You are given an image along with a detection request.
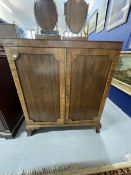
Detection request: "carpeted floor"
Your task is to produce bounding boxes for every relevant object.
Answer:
[0,99,131,174]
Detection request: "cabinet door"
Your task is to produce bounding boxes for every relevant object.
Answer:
[7,48,65,124]
[66,48,115,123]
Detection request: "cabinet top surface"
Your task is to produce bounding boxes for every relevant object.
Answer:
[3,39,123,50]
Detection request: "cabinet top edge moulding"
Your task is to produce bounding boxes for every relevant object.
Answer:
[3,39,122,50]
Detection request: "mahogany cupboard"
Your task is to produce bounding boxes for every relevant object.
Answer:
[0,24,24,138]
[3,39,122,135]
[0,45,23,138]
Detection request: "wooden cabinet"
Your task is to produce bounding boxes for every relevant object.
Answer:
[3,39,122,135]
[0,47,23,138]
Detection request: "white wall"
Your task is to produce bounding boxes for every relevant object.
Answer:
[0,0,23,28]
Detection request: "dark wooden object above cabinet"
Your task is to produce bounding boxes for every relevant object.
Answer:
[3,39,122,135]
[34,0,58,31]
[64,0,88,33]
[0,45,23,138]
[0,24,24,43]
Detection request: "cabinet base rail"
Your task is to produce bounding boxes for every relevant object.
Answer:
[26,122,102,136]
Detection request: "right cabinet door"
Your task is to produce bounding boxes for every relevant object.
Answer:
[65,48,113,122]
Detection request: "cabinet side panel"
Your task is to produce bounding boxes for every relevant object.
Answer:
[0,58,22,131]
[69,55,111,120]
[16,54,60,122]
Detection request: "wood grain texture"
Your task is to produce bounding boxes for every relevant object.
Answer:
[97,54,120,122]
[3,39,123,50]
[35,35,61,40]
[64,0,88,33]
[34,0,57,31]
[16,54,60,122]
[3,40,122,134]
[112,78,131,96]
[5,50,30,125]
[70,55,110,120]
[66,49,111,121]
[62,37,87,41]
[5,47,65,124]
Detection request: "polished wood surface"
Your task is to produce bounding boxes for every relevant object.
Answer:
[4,40,122,135]
[64,0,88,33]
[62,37,87,41]
[66,49,111,121]
[34,0,57,31]
[3,39,122,50]
[16,54,59,122]
[5,47,65,125]
[35,35,61,40]
[15,49,65,122]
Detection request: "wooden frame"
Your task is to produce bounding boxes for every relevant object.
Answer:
[112,78,131,95]
[96,0,108,33]
[3,39,122,134]
[88,10,98,35]
[3,39,122,50]
[66,49,119,122]
[112,51,131,95]
[106,0,131,31]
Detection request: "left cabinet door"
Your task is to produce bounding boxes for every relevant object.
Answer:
[6,48,65,124]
